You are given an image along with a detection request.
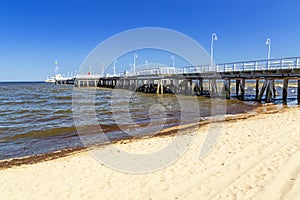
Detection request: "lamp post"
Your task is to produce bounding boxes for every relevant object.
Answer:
[210,33,218,68]
[145,60,149,70]
[101,62,105,76]
[265,38,271,69]
[171,55,175,68]
[145,60,150,84]
[133,54,138,72]
[54,61,59,75]
[129,63,133,73]
[113,59,118,75]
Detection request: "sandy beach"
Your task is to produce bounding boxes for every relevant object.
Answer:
[0,106,300,200]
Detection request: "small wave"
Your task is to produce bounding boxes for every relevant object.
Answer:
[1,126,78,141]
[54,109,72,114]
[16,109,48,115]
[55,96,72,100]
[2,100,46,106]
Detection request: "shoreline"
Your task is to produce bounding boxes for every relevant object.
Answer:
[0,105,299,199]
[0,103,295,170]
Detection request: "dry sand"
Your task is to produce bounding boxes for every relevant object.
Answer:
[0,107,300,200]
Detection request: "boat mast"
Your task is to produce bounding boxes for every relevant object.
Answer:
[54,61,59,76]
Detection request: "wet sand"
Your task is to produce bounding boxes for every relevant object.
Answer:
[0,106,299,199]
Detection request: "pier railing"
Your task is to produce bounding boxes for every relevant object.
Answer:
[75,56,300,79]
[177,56,300,74]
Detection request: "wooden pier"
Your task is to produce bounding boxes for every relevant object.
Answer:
[74,56,300,104]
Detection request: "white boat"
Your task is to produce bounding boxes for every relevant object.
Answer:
[45,77,54,83]
[45,74,64,83]
[45,61,63,83]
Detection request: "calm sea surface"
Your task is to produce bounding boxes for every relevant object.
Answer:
[0,82,297,160]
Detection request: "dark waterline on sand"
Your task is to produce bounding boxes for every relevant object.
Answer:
[0,82,298,160]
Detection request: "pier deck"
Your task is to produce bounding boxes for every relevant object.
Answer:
[73,56,300,103]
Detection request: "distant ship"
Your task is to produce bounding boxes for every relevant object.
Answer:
[45,61,75,85]
[45,74,64,83]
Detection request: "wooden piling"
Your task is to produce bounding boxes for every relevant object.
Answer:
[257,79,268,102]
[173,79,178,94]
[210,79,217,97]
[283,79,289,104]
[157,80,163,94]
[189,80,193,95]
[223,79,231,99]
[193,83,200,96]
[236,79,240,97]
[266,80,273,103]
[255,79,259,100]
[272,80,277,99]
[199,79,203,94]
[298,79,300,104]
[240,79,245,100]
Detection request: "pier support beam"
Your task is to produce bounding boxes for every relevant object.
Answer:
[172,79,178,94]
[255,79,259,100]
[199,79,203,94]
[266,79,273,103]
[185,80,189,94]
[298,80,300,104]
[157,80,163,94]
[189,80,193,95]
[283,79,289,104]
[210,79,218,97]
[240,79,245,100]
[193,82,200,96]
[223,79,231,99]
[271,80,277,99]
[236,79,240,97]
[257,79,268,102]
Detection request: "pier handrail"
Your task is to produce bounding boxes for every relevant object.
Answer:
[175,56,300,74]
[74,56,300,79]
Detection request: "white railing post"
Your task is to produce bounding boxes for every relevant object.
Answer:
[296,58,299,69]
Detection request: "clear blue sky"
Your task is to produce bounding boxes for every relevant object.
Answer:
[0,0,300,81]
